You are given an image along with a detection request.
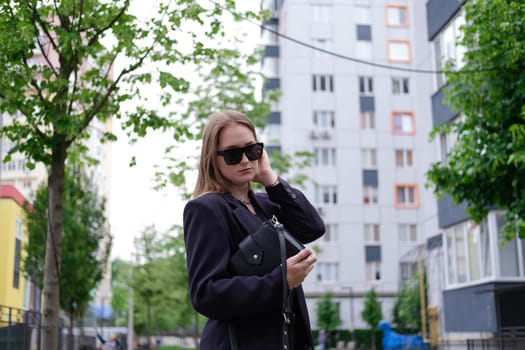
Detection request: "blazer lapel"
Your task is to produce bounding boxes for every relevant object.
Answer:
[221,193,261,242]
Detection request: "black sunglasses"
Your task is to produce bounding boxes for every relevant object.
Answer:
[217,142,264,165]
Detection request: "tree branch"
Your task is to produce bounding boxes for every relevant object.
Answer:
[77,0,84,32]
[53,0,63,22]
[27,3,60,77]
[87,2,130,48]
[67,46,154,147]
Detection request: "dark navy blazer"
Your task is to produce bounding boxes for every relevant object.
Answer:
[183,178,325,350]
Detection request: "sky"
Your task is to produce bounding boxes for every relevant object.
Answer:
[109,1,260,260]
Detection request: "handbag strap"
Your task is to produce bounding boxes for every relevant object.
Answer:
[277,225,293,349]
[228,322,239,350]
[277,222,298,350]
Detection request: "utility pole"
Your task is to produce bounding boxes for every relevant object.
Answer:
[343,285,356,345]
[127,288,134,350]
[0,113,3,197]
[418,247,428,341]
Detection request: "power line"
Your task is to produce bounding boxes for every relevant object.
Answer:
[260,23,443,74]
[208,0,500,75]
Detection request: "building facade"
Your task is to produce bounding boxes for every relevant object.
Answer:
[260,0,438,331]
[426,0,525,337]
[0,185,39,311]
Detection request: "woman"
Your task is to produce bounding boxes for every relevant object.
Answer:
[94,327,120,350]
[183,110,325,349]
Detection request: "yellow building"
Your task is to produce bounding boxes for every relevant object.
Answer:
[0,184,29,310]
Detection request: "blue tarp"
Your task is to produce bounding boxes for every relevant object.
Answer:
[379,321,428,350]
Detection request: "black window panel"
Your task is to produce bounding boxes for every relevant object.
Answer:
[360,96,375,112]
[357,24,372,41]
[13,238,21,289]
[365,245,381,262]
[363,169,378,186]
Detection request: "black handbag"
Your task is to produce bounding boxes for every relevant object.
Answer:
[228,215,304,350]
[229,215,305,276]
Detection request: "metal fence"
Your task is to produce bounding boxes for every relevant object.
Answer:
[465,328,525,350]
[0,305,41,350]
[0,305,97,350]
[436,328,525,350]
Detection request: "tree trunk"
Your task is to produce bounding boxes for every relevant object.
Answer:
[147,303,151,349]
[68,310,74,350]
[41,142,67,350]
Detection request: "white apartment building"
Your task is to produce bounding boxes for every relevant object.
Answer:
[260,0,438,331]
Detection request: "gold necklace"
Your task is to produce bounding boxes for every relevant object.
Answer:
[232,194,251,205]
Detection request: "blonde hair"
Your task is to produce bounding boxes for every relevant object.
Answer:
[193,110,257,198]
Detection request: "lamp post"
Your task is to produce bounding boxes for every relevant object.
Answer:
[127,288,134,350]
[349,286,356,345]
[343,286,356,345]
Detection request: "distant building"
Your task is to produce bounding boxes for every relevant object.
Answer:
[259,0,437,330]
[0,185,40,311]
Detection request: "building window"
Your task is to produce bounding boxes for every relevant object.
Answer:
[386,5,409,27]
[395,184,419,208]
[313,74,334,92]
[313,110,336,129]
[316,262,340,283]
[363,185,378,205]
[443,213,524,287]
[433,11,466,87]
[395,149,413,167]
[313,38,331,58]
[387,40,411,63]
[495,213,521,278]
[364,224,380,243]
[355,5,371,24]
[13,216,23,289]
[392,77,409,95]
[361,112,375,130]
[392,111,415,134]
[359,76,373,95]
[356,41,373,60]
[314,148,337,166]
[399,224,418,242]
[312,5,331,23]
[361,148,377,169]
[2,158,30,173]
[400,262,417,283]
[439,131,458,164]
[366,262,382,281]
[323,224,339,242]
[438,115,462,163]
[317,185,338,205]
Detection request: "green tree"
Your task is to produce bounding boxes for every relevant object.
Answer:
[426,0,525,241]
[315,293,342,347]
[110,259,133,327]
[0,2,270,348]
[23,167,109,350]
[392,275,422,332]
[361,289,383,350]
[132,225,161,350]
[130,225,193,347]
